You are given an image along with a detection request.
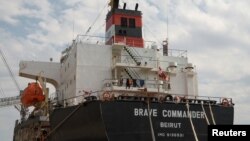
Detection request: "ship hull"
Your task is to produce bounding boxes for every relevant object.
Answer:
[48,100,234,141]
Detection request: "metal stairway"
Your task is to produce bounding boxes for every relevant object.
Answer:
[124,68,140,79]
[124,68,142,87]
[123,56,141,80]
[123,46,141,66]
[122,46,142,87]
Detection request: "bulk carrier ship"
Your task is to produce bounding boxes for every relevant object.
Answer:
[1,0,234,141]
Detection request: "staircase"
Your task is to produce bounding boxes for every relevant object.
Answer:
[124,68,140,79]
[124,68,141,87]
[124,68,133,79]
[123,46,141,66]
[123,56,141,80]
[122,46,142,86]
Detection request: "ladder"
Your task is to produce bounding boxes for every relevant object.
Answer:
[123,46,142,65]
[123,57,141,80]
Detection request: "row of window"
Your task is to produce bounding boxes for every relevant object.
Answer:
[121,17,136,28]
[61,75,76,96]
[62,52,77,72]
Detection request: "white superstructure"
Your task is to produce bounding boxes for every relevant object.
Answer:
[19,39,198,106]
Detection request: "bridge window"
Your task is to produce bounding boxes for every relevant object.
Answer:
[121,17,128,27]
[129,18,135,28]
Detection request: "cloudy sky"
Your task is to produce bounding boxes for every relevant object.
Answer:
[0,0,250,140]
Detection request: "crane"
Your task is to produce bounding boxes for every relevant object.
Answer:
[0,48,22,111]
[0,83,21,107]
[0,48,49,121]
[0,96,21,108]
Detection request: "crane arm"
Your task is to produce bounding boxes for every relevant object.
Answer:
[0,96,21,108]
[0,48,22,112]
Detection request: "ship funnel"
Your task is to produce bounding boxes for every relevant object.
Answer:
[135,3,139,11]
[123,3,126,9]
[106,0,144,48]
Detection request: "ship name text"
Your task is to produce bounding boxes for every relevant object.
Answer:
[134,108,205,119]
[160,122,181,128]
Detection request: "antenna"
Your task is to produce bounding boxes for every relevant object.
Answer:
[73,20,75,40]
[72,4,76,40]
[166,0,169,47]
[73,21,75,40]
[82,1,109,41]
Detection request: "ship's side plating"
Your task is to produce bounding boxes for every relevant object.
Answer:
[48,99,233,141]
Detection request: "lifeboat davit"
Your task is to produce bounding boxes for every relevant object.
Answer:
[21,82,45,107]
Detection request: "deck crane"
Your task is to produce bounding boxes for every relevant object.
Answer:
[0,49,22,112]
[0,48,49,120]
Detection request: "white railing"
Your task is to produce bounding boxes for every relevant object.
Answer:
[75,35,107,45]
[103,79,170,93]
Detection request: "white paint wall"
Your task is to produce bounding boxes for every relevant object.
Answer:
[76,43,112,97]
[58,45,77,104]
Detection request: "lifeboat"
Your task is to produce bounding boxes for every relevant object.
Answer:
[21,82,45,107]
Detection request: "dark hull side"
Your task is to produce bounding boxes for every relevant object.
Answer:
[48,100,234,141]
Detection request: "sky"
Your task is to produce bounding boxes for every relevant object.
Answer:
[0,0,250,140]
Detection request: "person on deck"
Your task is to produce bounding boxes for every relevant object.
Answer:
[119,75,123,86]
[126,78,131,89]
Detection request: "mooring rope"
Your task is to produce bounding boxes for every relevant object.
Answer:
[201,103,210,125]
[186,103,199,141]
[209,102,216,125]
[147,99,156,141]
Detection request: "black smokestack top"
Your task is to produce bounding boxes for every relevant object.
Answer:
[123,3,126,9]
[135,3,139,11]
